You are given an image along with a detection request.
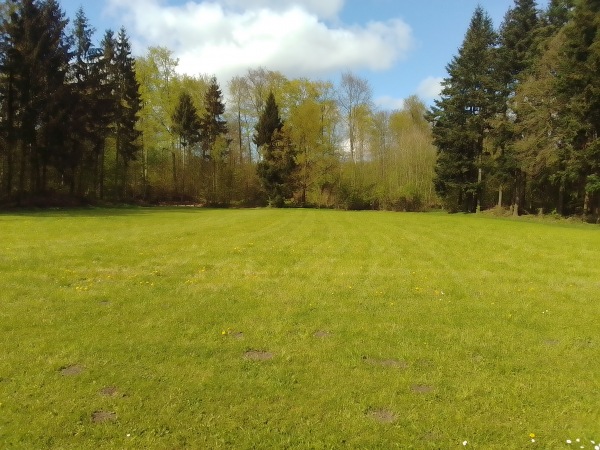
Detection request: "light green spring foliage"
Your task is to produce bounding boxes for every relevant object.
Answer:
[1,209,599,448]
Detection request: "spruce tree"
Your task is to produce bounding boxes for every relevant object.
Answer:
[200,76,229,202]
[254,91,296,206]
[171,90,201,199]
[555,0,600,216]
[491,0,541,214]
[0,2,19,197]
[172,91,201,150]
[94,29,118,199]
[511,1,574,215]
[1,0,71,199]
[113,27,141,198]
[200,76,228,160]
[427,7,498,212]
[50,6,95,193]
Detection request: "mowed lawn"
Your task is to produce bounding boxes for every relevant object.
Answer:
[1,208,599,449]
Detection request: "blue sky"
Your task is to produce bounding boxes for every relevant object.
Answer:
[59,0,549,109]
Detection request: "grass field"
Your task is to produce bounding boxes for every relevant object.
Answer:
[1,208,599,449]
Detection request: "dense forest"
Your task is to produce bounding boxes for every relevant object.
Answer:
[0,0,598,218]
[430,0,600,219]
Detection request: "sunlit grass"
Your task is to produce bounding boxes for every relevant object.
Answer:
[1,208,599,448]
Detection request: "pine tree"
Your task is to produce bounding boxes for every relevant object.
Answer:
[200,76,229,202]
[171,90,201,199]
[254,91,283,149]
[0,2,19,197]
[113,27,141,199]
[511,1,574,215]
[93,29,118,199]
[200,77,228,159]
[0,0,71,200]
[491,0,541,214]
[254,91,296,206]
[555,0,600,216]
[172,91,201,149]
[427,7,498,212]
[49,6,95,193]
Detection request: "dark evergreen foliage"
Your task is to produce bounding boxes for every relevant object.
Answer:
[491,0,541,214]
[200,76,228,160]
[172,91,201,150]
[555,0,600,216]
[0,2,141,204]
[254,92,296,206]
[427,7,498,212]
[113,27,141,198]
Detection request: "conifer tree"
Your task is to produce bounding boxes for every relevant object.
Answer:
[172,91,201,150]
[1,0,71,199]
[200,77,228,159]
[172,90,201,198]
[555,0,600,216]
[113,27,141,198]
[92,29,118,198]
[510,0,573,215]
[427,7,498,212]
[254,91,296,206]
[0,1,19,197]
[491,0,541,214]
[200,76,228,202]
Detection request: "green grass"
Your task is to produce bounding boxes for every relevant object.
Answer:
[1,208,599,449]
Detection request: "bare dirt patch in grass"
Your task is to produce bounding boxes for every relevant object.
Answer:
[543,339,560,347]
[363,357,408,369]
[411,384,434,394]
[244,350,274,361]
[367,408,397,424]
[92,411,117,424]
[231,331,245,339]
[313,330,330,338]
[60,365,83,376]
[99,386,119,397]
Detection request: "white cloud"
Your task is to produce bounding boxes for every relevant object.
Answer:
[221,0,344,19]
[416,76,443,100]
[106,0,414,82]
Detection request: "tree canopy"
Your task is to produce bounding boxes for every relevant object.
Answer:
[1,0,598,220]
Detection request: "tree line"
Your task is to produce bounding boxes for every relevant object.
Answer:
[0,0,436,209]
[5,0,596,217]
[429,0,600,219]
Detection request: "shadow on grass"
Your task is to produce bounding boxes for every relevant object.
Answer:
[0,205,215,218]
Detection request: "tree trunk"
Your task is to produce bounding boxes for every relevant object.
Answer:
[18,140,27,205]
[171,151,177,197]
[497,185,503,208]
[5,73,15,197]
[99,142,105,200]
[142,135,148,200]
[5,142,14,197]
[237,109,243,164]
[557,179,565,216]
[512,170,521,216]
[122,161,128,200]
[583,190,590,216]
[115,127,120,199]
[476,165,482,213]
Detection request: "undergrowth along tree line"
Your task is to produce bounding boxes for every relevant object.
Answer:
[1,0,598,218]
